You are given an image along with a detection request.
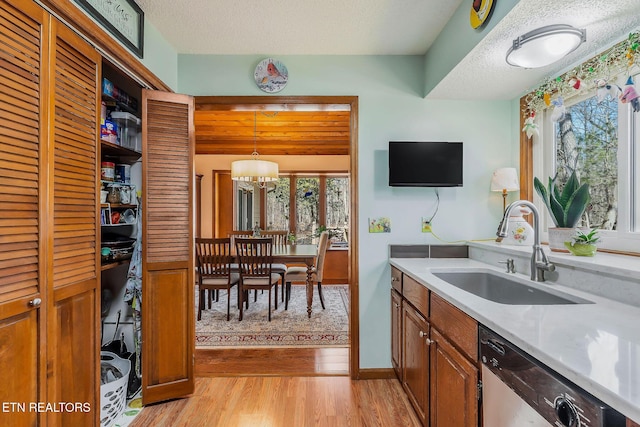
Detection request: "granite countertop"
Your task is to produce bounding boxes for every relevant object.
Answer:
[389,257,640,423]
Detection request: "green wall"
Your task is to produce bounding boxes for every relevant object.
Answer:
[141,21,178,91]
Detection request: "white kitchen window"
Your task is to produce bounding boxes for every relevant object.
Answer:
[537,73,640,253]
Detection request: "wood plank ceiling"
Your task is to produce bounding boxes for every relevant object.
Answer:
[194,103,350,156]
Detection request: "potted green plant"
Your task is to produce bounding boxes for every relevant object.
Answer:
[564,228,599,256]
[534,170,590,252]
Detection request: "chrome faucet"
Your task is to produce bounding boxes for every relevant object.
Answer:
[496,200,555,282]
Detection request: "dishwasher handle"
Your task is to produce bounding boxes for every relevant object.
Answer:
[485,338,506,356]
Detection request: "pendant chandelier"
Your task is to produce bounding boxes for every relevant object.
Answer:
[231,111,279,188]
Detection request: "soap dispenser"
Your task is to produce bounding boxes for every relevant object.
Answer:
[501,206,534,245]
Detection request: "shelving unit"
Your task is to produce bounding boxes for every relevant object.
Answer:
[100,203,138,226]
[100,60,144,425]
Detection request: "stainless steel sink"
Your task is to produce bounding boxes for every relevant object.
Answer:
[432,271,593,305]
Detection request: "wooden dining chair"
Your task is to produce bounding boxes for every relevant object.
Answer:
[195,238,240,321]
[262,230,288,246]
[229,230,287,301]
[228,230,253,246]
[261,230,289,300]
[235,237,281,321]
[284,231,329,310]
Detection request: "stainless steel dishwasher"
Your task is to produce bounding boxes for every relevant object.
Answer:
[479,325,625,427]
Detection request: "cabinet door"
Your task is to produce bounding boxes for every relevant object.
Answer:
[46,18,101,427]
[430,328,479,427]
[391,289,402,380]
[0,2,48,426]
[141,89,195,405]
[402,303,430,426]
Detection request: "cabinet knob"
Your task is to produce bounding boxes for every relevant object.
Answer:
[394,303,399,309]
[426,338,433,345]
[419,331,426,337]
[391,277,397,282]
[28,298,42,307]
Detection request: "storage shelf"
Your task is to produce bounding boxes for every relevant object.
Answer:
[102,93,138,116]
[101,203,138,209]
[101,140,140,163]
[101,260,130,271]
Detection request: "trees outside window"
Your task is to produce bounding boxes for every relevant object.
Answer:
[295,177,320,244]
[266,177,290,231]
[554,96,618,230]
[326,177,349,243]
[263,174,350,245]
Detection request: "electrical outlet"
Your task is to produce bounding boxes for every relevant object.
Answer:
[421,218,432,233]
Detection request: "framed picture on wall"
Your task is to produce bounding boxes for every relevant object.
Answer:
[74,0,144,58]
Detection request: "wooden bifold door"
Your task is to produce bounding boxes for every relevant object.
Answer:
[0,1,195,425]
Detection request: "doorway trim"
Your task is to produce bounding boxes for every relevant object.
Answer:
[195,96,359,378]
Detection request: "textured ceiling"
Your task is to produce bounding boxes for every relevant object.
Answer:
[135,0,463,55]
[136,0,639,100]
[428,0,640,100]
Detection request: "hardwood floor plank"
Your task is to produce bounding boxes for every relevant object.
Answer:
[195,347,350,376]
[131,376,420,427]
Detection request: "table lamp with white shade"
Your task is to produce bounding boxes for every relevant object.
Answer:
[491,168,520,212]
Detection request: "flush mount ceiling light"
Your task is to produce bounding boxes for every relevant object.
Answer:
[506,24,586,68]
[231,111,279,188]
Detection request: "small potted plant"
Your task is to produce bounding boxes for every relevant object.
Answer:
[564,228,599,256]
[534,170,590,252]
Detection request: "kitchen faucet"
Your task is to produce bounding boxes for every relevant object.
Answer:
[496,200,555,282]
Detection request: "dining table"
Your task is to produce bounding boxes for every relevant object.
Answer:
[270,244,318,318]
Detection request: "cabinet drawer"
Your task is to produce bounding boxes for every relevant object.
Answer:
[430,293,478,361]
[403,275,429,317]
[391,266,402,293]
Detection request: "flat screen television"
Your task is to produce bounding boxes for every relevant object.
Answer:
[388,141,463,187]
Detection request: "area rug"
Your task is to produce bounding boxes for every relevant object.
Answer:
[195,285,350,348]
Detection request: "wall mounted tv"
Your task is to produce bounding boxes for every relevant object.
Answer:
[388,141,463,187]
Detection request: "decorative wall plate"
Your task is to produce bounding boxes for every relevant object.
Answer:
[470,0,494,29]
[254,58,289,93]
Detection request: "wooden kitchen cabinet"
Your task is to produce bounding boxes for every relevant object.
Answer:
[430,328,478,427]
[391,266,480,427]
[402,301,431,426]
[628,419,640,427]
[391,289,403,380]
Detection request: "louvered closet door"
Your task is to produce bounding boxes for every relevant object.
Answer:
[46,19,100,427]
[141,89,195,405]
[0,2,48,426]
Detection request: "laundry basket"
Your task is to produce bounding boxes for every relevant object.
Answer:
[100,351,131,427]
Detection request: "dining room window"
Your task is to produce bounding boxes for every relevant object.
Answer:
[266,177,290,231]
[263,174,350,245]
[295,177,320,244]
[325,177,349,244]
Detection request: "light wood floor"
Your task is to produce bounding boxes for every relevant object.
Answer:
[195,347,350,376]
[131,347,421,426]
[131,376,420,427]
